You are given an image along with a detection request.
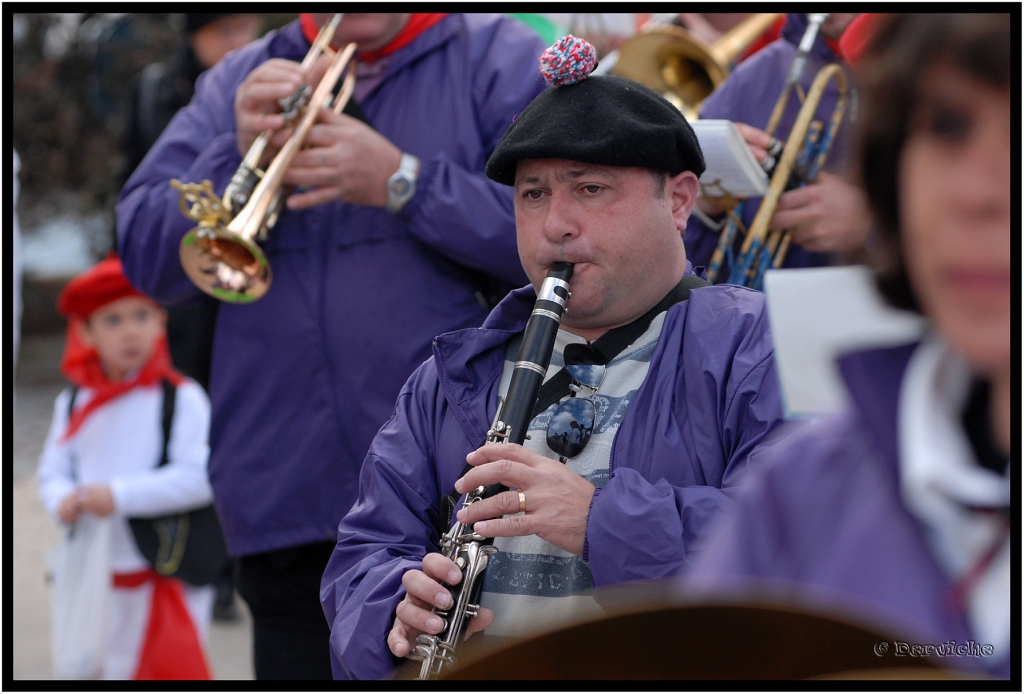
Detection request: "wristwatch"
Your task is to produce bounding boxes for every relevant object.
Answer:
[385,153,419,213]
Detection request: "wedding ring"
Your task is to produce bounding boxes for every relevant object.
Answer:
[518,490,527,514]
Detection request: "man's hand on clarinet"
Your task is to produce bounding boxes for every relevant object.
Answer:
[388,554,494,658]
[456,442,597,557]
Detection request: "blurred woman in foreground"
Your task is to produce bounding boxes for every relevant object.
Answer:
[686,13,1010,678]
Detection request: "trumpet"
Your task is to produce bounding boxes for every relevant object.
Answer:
[705,14,849,289]
[610,13,781,120]
[171,14,357,303]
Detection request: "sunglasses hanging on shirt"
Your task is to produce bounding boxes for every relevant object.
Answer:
[546,342,607,462]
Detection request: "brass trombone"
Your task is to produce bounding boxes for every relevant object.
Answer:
[612,13,781,119]
[705,14,849,289]
[171,14,357,303]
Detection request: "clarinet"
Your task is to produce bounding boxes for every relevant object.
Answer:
[409,262,573,680]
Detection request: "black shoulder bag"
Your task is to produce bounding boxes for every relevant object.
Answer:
[68,379,228,586]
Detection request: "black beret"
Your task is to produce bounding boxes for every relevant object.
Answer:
[485,74,705,186]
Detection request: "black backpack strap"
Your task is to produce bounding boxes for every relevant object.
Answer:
[435,275,711,537]
[67,381,176,465]
[63,379,177,477]
[158,379,177,467]
[66,386,79,422]
[66,386,80,484]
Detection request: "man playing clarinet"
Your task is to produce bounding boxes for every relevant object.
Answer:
[320,37,787,679]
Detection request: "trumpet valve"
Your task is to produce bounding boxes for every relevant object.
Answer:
[279,84,312,121]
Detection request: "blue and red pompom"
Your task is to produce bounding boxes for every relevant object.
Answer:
[539,35,598,86]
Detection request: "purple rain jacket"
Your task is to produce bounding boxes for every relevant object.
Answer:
[686,343,1010,679]
[116,15,547,556]
[320,282,786,679]
[685,13,855,276]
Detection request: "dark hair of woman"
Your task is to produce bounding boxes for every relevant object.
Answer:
[854,13,1010,312]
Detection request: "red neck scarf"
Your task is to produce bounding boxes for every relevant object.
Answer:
[60,320,183,442]
[839,13,883,68]
[300,13,448,63]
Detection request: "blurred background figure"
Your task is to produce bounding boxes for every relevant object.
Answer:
[685,12,1011,679]
[120,13,262,185]
[676,13,780,49]
[12,13,279,679]
[119,13,263,624]
[686,13,870,284]
[38,256,217,680]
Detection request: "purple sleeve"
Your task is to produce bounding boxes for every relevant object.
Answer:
[687,409,871,584]
[587,356,782,584]
[585,288,786,585]
[319,361,447,681]
[116,47,260,305]
[396,17,547,286]
[586,468,737,581]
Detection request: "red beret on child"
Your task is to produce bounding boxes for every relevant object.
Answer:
[57,256,150,320]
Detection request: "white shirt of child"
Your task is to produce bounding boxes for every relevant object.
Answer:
[37,380,214,573]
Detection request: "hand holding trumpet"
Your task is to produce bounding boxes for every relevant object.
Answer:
[697,122,871,253]
[233,54,403,211]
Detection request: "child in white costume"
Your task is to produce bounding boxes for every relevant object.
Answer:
[37,256,217,680]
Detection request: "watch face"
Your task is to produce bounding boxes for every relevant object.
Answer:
[391,178,412,196]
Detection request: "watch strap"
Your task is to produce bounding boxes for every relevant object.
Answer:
[385,152,419,213]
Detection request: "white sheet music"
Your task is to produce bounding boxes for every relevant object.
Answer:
[764,266,927,418]
[691,120,769,199]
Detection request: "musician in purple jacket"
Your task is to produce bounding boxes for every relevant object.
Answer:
[116,13,546,680]
[686,14,1011,679]
[686,13,872,279]
[320,38,786,680]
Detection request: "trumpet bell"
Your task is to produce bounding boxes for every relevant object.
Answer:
[180,224,272,303]
[614,27,728,119]
[612,14,781,120]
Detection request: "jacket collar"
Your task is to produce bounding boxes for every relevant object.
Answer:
[431,273,701,445]
[836,342,919,484]
[431,285,534,444]
[279,16,460,97]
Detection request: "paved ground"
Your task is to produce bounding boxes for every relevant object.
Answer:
[12,333,254,680]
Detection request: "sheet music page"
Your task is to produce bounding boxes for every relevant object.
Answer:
[765,266,927,418]
[692,120,769,199]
